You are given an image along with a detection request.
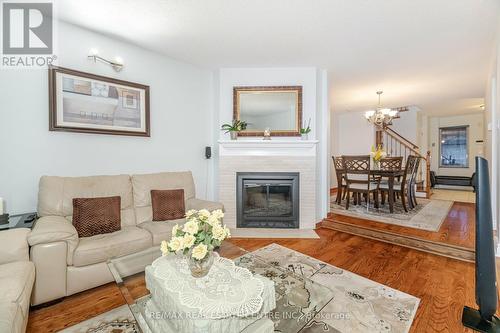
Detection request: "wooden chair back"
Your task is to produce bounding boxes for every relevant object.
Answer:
[380,156,403,171]
[410,157,421,183]
[341,155,371,185]
[403,155,419,184]
[332,156,343,171]
[332,156,345,186]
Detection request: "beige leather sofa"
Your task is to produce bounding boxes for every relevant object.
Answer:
[27,171,223,306]
[0,228,35,333]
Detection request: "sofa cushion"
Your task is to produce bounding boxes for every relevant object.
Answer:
[38,174,137,227]
[151,189,185,221]
[186,198,224,212]
[132,172,195,224]
[138,219,184,245]
[0,261,35,319]
[0,228,30,265]
[72,227,152,267]
[0,302,24,333]
[72,196,121,238]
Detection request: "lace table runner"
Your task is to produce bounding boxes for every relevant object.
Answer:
[149,254,265,319]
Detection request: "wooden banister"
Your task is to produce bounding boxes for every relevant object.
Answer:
[425,150,431,198]
[376,126,432,198]
[383,126,419,150]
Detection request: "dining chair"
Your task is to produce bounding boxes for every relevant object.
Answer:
[380,156,404,198]
[332,156,347,204]
[380,155,418,212]
[380,156,403,171]
[409,156,422,208]
[341,155,380,211]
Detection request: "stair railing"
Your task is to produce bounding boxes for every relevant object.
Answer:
[376,125,431,198]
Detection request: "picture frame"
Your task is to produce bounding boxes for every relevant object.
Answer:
[49,66,150,137]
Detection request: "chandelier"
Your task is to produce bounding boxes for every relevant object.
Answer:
[364,91,398,127]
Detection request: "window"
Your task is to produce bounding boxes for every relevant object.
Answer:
[439,126,468,168]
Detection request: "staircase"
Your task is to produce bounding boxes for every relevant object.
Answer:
[375,124,432,198]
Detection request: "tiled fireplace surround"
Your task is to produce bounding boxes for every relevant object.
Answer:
[218,140,318,230]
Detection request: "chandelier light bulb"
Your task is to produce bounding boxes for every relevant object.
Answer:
[365,110,375,119]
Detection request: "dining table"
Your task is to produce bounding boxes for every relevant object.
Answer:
[337,168,405,214]
[370,169,404,213]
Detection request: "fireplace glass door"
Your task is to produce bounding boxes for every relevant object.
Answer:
[237,173,299,228]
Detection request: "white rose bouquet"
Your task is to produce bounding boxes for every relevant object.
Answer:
[160,209,230,261]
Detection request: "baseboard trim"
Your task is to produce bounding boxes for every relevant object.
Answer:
[319,219,474,262]
[229,228,320,239]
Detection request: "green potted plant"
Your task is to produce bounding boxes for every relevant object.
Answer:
[300,118,311,140]
[221,120,248,140]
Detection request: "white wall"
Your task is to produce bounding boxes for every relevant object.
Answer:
[214,67,330,220]
[330,111,375,187]
[485,19,500,241]
[390,107,419,144]
[334,111,376,155]
[0,22,213,214]
[427,113,484,177]
[316,69,330,219]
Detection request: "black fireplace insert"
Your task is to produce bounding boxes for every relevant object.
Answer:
[236,172,299,228]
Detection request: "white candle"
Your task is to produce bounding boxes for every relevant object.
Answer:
[0,198,3,215]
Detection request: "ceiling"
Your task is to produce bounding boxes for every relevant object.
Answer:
[57,0,500,115]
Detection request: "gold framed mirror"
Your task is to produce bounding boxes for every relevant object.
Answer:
[233,86,302,136]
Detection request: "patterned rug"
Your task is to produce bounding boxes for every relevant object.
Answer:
[248,244,420,333]
[330,196,453,231]
[61,244,419,333]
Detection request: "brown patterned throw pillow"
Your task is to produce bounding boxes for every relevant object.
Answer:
[72,196,121,238]
[151,189,185,221]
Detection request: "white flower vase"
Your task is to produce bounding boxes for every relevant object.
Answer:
[230,132,238,140]
[188,249,214,278]
[301,133,309,140]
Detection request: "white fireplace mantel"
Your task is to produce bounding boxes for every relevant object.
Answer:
[218,139,319,156]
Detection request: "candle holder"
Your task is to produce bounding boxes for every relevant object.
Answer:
[0,214,9,225]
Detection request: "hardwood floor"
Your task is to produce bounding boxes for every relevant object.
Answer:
[27,227,496,333]
[324,193,475,261]
[27,274,147,332]
[325,202,474,249]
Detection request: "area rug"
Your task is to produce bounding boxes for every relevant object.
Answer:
[245,243,420,333]
[330,196,453,231]
[61,244,419,333]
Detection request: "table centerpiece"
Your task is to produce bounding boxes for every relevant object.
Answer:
[370,144,387,169]
[160,209,231,277]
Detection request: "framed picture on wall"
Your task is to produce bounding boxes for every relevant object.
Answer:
[48,66,150,137]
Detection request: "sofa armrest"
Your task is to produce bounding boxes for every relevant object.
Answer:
[186,198,224,212]
[0,228,30,265]
[28,216,79,265]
